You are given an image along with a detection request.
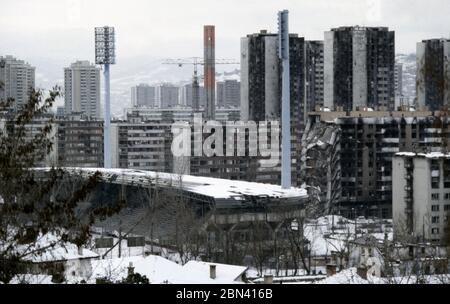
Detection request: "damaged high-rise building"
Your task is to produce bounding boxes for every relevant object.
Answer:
[416,38,450,111]
[304,40,324,119]
[303,109,450,218]
[324,26,395,112]
[300,120,341,214]
[240,30,305,186]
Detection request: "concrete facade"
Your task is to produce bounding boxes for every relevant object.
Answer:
[0,55,35,111]
[324,26,395,112]
[304,40,324,119]
[64,61,100,118]
[216,80,240,108]
[180,83,205,108]
[393,153,450,244]
[111,119,172,172]
[156,84,179,108]
[305,110,450,218]
[131,84,156,107]
[56,115,104,167]
[240,30,305,187]
[416,39,450,111]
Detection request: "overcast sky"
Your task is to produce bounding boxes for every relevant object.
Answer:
[1,0,449,63]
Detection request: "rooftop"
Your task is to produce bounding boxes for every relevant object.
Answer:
[395,152,450,159]
[41,167,308,201]
[89,256,247,284]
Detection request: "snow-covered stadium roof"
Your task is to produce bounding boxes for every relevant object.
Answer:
[39,167,307,201]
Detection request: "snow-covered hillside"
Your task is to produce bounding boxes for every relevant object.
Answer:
[396,53,416,101]
[31,55,240,118]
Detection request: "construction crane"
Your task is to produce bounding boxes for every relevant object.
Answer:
[162,57,238,112]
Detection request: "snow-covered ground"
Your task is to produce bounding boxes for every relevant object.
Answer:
[314,267,450,284]
[304,215,393,257]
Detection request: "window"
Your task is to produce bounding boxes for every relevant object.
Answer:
[432,216,440,224]
[431,205,440,212]
[431,193,440,200]
[431,228,440,235]
[445,205,450,211]
[445,193,450,200]
[431,177,440,189]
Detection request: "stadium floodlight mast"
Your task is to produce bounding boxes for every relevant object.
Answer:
[95,26,116,168]
[278,10,291,189]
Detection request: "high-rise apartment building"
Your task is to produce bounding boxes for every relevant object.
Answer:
[241,30,304,123]
[303,109,450,218]
[64,61,100,118]
[393,152,450,243]
[180,83,205,108]
[217,80,240,108]
[324,26,395,111]
[416,39,450,111]
[131,84,156,107]
[0,55,35,111]
[156,84,179,108]
[304,40,324,117]
[240,30,305,186]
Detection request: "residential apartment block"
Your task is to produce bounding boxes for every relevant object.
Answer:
[324,26,395,111]
[0,55,35,111]
[393,152,450,244]
[416,39,450,111]
[64,61,101,118]
[303,110,450,218]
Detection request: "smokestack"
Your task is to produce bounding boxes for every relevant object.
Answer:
[209,264,216,279]
[204,25,215,120]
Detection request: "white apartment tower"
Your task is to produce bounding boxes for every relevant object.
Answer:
[64,61,100,118]
[393,152,450,244]
[0,55,35,110]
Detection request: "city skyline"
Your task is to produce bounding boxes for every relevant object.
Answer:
[1,0,449,62]
[2,0,448,112]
